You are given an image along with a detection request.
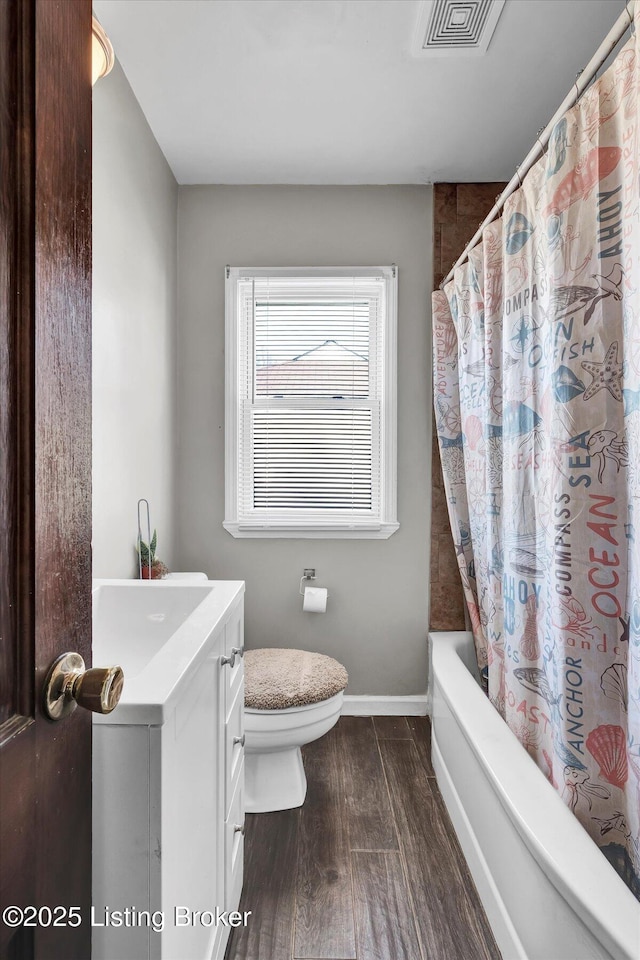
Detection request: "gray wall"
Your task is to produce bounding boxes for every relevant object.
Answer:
[176,186,432,696]
[92,62,178,578]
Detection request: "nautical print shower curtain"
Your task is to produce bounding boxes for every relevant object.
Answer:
[433,2,640,898]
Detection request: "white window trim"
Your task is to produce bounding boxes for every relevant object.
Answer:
[223,265,399,539]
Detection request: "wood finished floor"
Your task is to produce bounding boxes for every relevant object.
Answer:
[225,716,502,960]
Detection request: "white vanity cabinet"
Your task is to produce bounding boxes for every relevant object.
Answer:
[92,580,245,960]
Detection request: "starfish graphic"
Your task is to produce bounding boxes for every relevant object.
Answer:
[581,341,623,402]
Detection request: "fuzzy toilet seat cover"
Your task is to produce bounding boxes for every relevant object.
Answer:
[244,648,348,710]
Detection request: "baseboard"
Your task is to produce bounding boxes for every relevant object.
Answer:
[341,695,428,716]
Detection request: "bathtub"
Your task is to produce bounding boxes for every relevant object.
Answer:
[429,631,639,960]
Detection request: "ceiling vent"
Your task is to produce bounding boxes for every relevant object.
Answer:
[412,0,506,57]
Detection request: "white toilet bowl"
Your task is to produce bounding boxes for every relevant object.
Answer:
[244,690,344,813]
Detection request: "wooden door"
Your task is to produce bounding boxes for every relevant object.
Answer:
[0,2,93,957]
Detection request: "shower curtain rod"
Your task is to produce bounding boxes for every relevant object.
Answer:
[441,0,635,288]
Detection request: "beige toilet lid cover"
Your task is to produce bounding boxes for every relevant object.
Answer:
[244,648,348,710]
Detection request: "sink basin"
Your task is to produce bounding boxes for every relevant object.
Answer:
[92,579,244,724]
[93,582,213,678]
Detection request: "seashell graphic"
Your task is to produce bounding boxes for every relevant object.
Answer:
[546,212,563,250]
[600,663,628,712]
[441,322,457,360]
[547,118,568,178]
[586,724,628,789]
[552,365,585,402]
[506,212,535,254]
[464,414,483,451]
[502,402,541,438]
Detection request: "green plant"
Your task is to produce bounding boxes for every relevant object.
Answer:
[137,529,158,567]
[136,530,168,579]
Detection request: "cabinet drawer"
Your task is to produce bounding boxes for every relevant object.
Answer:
[224,605,244,710]
[227,843,244,917]
[225,682,244,816]
[225,761,244,902]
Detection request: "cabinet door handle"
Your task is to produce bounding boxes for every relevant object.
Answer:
[233,734,245,747]
[233,823,245,836]
[231,646,244,659]
[221,652,236,668]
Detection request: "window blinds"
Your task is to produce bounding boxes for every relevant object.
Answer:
[236,276,386,527]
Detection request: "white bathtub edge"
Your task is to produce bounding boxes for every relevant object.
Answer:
[430,630,639,960]
[432,734,528,960]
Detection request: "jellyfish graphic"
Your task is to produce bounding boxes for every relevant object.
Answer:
[587,429,629,482]
[562,767,611,812]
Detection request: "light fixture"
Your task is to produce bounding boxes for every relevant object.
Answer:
[92,16,114,85]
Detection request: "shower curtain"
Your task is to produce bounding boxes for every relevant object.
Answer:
[433,3,640,898]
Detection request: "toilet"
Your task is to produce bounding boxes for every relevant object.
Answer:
[243,648,348,813]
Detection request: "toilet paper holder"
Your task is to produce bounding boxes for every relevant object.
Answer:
[299,568,329,598]
[299,569,316,595]
[299,568,329,611]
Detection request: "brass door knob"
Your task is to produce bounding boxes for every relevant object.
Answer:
[43,652,124,721]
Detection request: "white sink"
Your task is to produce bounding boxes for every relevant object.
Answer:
[92,578,244,724]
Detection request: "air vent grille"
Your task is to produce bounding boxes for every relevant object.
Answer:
[412,0,506,57]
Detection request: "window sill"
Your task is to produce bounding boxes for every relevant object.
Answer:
[222,521,400,540]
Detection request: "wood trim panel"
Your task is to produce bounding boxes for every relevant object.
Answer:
[430,182,507,632]
[33,2,92,955]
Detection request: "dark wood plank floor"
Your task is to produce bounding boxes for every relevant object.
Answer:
[225,716,501,960]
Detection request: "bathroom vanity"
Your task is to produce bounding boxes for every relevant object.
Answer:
[92,579,245,960]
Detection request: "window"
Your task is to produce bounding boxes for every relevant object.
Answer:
[224,266,398,538]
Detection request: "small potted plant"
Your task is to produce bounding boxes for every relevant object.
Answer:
[137,529,169,580]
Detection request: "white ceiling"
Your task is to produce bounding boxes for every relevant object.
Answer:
[93,0,625,185]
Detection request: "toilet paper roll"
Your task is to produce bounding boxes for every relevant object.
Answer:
[303,586,328,613]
